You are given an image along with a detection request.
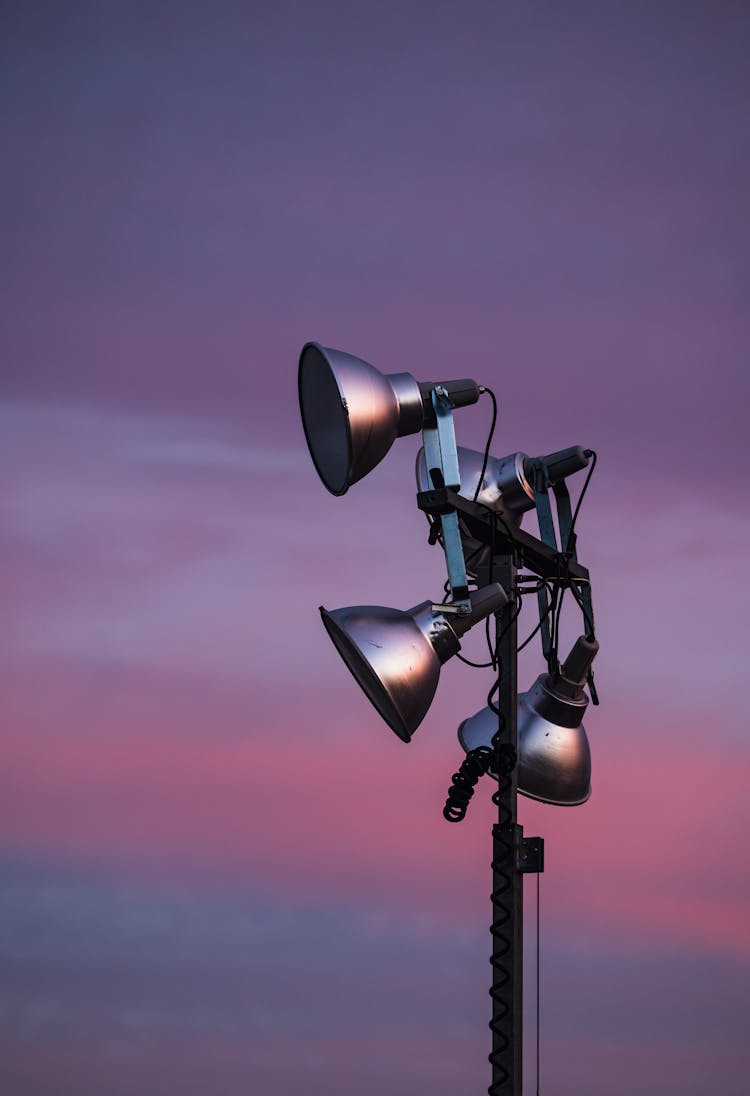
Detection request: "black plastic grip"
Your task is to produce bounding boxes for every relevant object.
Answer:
[561,635,599,687]
[538,445,589,483]
[440,378,481,408]
[419,378,481,410]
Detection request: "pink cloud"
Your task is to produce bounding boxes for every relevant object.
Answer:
[3,694,748,961]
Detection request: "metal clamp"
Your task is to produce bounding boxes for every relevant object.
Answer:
[517,835,545,874]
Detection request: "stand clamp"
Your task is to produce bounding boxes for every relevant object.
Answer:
[517,835,545,874]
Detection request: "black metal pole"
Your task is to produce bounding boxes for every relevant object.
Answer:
[490,556,522,1095]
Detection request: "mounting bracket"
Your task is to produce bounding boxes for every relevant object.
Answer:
[420,387,470,613]
[517,835,545,874]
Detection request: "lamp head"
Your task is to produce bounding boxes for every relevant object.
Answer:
[320,584,508,742]
[458,635,599,806]
[416,446,535,575]
[298,342,424,496]
[416,444,591,520]
[298,342,481,495]
[416,445,535,517]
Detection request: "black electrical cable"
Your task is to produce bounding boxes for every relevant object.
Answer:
[549,572,597,672]
[457,583,535,668]
[456,651,495,670]
[550,582,567,673]
[565,449,597,553]
[517,616,546,654]
[495,592,524,652]
[466,384,520,658]
[541,453,597,669]
[474,501,520,565]
[473,387,498,503]
[493,582,524,663]
[486,610,496,666]
[569,581,596,638]
[535,572,561,674]
[443,586,521,820]
[517,580,556,653]
[470,506,520,665]
[441,542,491,598]
[442,745,493,821]
[486,594,524,670]
[536,871,541,1096]
[485,506,497,663]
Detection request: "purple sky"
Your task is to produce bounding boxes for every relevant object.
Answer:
[2,3,749,1094]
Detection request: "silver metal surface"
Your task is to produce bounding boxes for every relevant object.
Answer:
[387,371,425,435]
[319,585,507,742]
[298,342,423,495]
[454,582,509,635]
[319,601,449,742]
[458,672,592,806]
[416,445,535,577]
[560,634,599,689]
[416,445,534,517]
[409,600,463,664]
[495,451,535,513]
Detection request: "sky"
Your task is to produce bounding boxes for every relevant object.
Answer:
[2,2,749,1093]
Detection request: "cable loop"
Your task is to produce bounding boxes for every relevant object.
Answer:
[443,746,493,823]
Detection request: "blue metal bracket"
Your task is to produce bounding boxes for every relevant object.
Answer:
[422,386,471,615]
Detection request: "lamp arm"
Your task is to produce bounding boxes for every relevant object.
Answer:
[420,386,471,614]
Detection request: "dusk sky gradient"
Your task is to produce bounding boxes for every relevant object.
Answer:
[2,3,750,1094]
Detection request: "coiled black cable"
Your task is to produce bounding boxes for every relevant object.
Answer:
[442,746,493,822]
[441,675,516,1087]
[487,656,516,1094]
[489,814,513,1092]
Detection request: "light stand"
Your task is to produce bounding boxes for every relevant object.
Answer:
[428,544,544,1094]
[297,342,599,1096]
[423,482,595,1096]
[490,554,524,1093]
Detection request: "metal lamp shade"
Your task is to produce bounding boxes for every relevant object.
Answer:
[320,602,451,742]
[321,584,508,743]
[416,445,534,517]
[416,446,535,575]
[458,674,592,806]
[299,342,423,496]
